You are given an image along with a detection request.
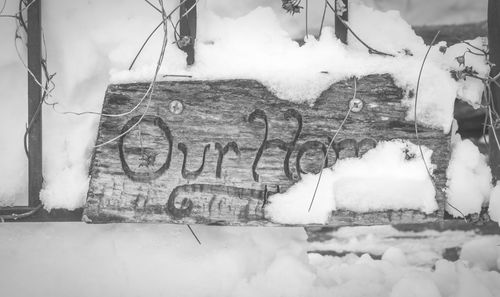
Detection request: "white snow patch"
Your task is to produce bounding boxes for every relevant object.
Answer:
[267,140,437,224]
[390,276,442,297]
[460,237,500,271]
[442,37,490,108]
[114,3,460,132]
[265,170,336,225]
[349,3,427,56]
[446,135,492,217]
[333,140,437,213]
[382,247,408,266]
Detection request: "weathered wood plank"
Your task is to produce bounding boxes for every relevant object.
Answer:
[84,75,450,225]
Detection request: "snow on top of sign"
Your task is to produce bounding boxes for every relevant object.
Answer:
[266,140,438,224]
[111,2,488,134]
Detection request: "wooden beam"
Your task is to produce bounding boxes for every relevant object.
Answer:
[27,0,43,207]
[0,207,83,222]
[179,0,196,65]
[489,0,500,180]
[334,0,348,44]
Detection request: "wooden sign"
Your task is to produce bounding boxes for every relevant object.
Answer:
[84,74,450,226]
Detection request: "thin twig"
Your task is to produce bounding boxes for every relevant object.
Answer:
[0,0,7,15]
[454,38,489,56]
[0,204,42,222]
[414,31,467,222]
[187,225,201,245]
[325,0,394,57]
[94,0,170,148]
[129,21,163,70]
[318,0,328,38]
[144,0,162,13]
[308,77,356,212]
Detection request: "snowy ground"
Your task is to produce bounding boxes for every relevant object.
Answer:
[0,223,499,297]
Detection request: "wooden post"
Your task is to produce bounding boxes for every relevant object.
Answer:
[27,0,43,207]
[179,0,197,65]
[488,0,500,180]
[335,0,348,44]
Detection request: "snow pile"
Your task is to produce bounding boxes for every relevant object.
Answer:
[267,140,437,224]
[381,247,408,266]
[348,3,427,56]
[265,170,337,225]
[332,140,437,213]
[114,3,461,132]
[446,134,492,218]
[460,237,500,271]
[440,37,490,108]
[2,224,499,297]
[38,120,93,210]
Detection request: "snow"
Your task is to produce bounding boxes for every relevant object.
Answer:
[267,140,437,224]
[348,3,427,56]
[460,237,500,271]
[266,170,337,224]
[113,3,461,132]
[332,140,437,213]
[390,276,442,297]
[441,37,490,108]
[446,134,492,218]
[382,247,408,266]
[0,223,499,297]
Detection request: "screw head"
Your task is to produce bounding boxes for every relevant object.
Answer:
[349,98,364,113]
[169,100,184,115]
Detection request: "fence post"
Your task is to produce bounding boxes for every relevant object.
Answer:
[27,0,43,207]
[489,0,500,180]
[335,0,348,44]
[179,0,197,65]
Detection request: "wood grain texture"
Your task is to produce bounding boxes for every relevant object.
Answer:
[84,74,450,226]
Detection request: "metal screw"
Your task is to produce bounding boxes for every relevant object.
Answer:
[169,100,184,115]
[349,98,364,113]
